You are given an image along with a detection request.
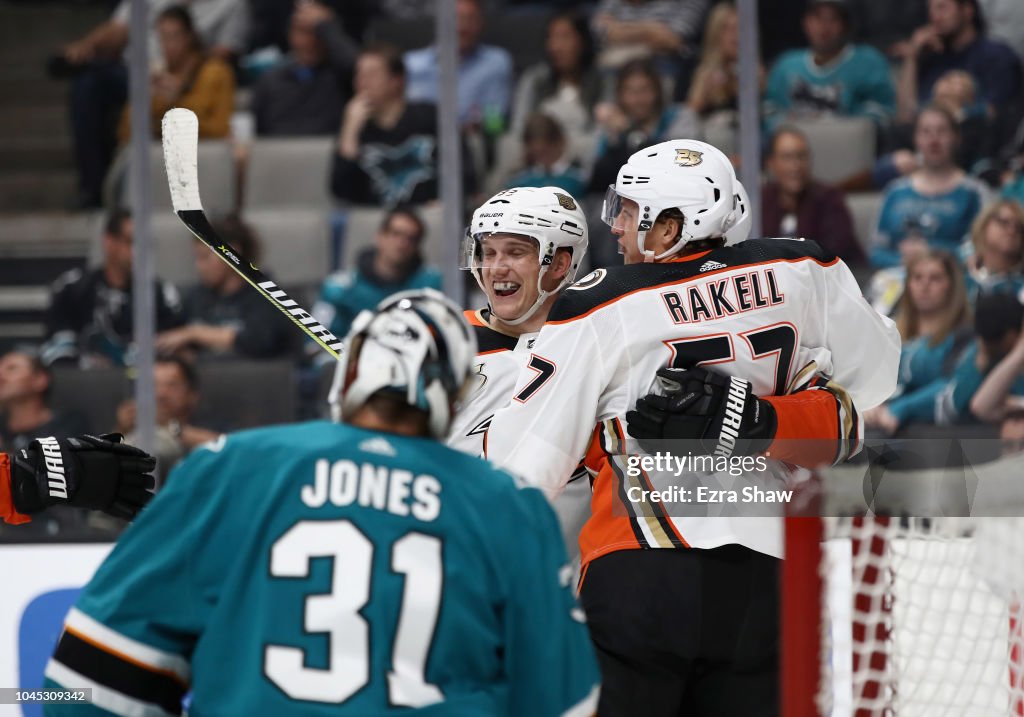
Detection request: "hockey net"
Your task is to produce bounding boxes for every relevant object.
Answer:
[783,452,1024,716]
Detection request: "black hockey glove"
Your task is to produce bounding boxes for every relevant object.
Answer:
[626,366,777,457]
[10,433,156,520]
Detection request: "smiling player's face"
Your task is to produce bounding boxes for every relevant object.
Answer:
[479,234,542,322]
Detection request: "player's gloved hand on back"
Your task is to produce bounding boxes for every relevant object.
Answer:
[10,433,156,520]
[626,366,777,457]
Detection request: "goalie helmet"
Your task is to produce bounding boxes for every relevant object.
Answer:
[461,186,589,326]
[328,289,476,439]
[602,139,751,261]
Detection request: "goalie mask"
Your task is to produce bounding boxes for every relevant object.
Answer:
[602,139,751,261]
[328,289,476,438]
[461,187,588,326]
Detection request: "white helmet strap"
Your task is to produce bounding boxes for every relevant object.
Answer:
[636,219,686,262]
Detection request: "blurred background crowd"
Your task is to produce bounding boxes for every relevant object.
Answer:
[4,0,1024,535]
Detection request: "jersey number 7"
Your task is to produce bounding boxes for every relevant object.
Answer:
[264,520,444,706]
[514,354,557,403]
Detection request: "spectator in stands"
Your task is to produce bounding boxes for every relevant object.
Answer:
[376,0,434,21]
[874,70,999,188]
[251,1,359,137]
[864,250,972,433]
[155,216,293,361]
[930,69,1000,185]
[248,0,372,52]
[686,2,759,116]
[587,58,699,194]
[117,5,234,142]
[761,125,864,264]
[971,317,1024,424]
[42,209,184,368]
[897,0,1021,124]
[684,2,763,157]
[591,0,708,74]
[763,0,895,131]
[871,104,989,268]
[504,114,586,197]
[965,199,1024,299]
[116,355,219,482]
[995,127,1024,206]
[0,349,88,453]
[332,44,465,206]
[312,206,441,342]
[848,0,929,59]
[757,0,806,65]
[404,0,513,132]
[509,10,605,141]
[935,291,1024,424]
[58,0,248,208]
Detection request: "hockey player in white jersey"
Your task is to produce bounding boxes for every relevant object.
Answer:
[448,186,588,455]
[447,186,591,557]
[486,140,901,716]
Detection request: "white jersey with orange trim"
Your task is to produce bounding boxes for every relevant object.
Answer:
[447,309,535,456]
[449,310,592,561]
[486,238,900,562]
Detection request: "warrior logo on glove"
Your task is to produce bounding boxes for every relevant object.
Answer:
[626,366,777,458]
[36,436,69,500]
[10,433,156,520]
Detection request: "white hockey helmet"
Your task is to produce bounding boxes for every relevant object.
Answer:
[602,139,751,261]
[461,186,588,326]
[328,289,477,439]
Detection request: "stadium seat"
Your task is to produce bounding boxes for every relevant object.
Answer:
[790,117,876,186]
[150,211,199,287]
[193,359,297,428]
[339,206,385,270]
[243,137,334,209]
[365,11,547,71]
[51,361,298,437]
[366,17,431,50]
[109,141,236,215]
[51,367,130,435]
[482,10,549,74]
[243,208,331,288]
[845,191,883,255]
[145,208,330,290]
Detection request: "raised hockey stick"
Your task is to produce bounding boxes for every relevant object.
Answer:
[161,108,345,360]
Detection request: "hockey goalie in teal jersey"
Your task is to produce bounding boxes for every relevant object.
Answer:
[44,289,600,717]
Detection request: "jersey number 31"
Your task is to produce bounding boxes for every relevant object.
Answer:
[264,520,444,706]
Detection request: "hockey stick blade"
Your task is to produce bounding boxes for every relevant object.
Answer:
[161,108,345,360]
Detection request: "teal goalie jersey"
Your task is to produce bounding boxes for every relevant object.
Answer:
[44,421,600,717]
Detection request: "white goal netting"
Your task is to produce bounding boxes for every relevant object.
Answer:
[820,516,1024,716]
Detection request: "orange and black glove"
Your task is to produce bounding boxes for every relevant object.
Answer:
[10,433,156,521]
